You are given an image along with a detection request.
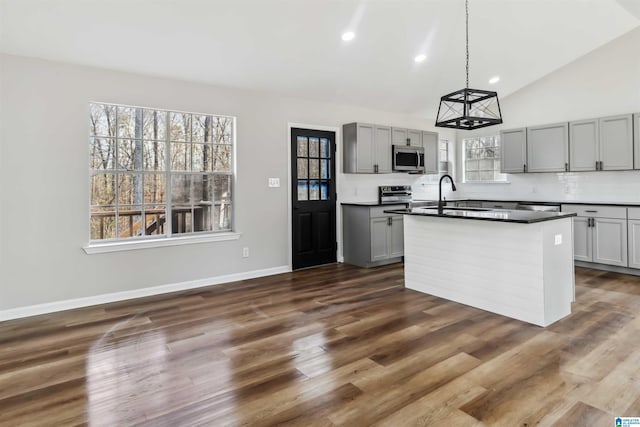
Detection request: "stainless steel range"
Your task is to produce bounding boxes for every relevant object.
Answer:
[378,185,412,204]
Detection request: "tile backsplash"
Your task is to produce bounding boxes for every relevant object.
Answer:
[455,170,640,203]
[340,170,640,204]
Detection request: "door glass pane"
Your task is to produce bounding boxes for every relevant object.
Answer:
[320,159,330,179]
[297,181,308,201]
[297,137,308,157]
[320,182,329,200]
[309,181,319,200]
[309,137,319,157]
[309,159,319,179]
[297,159,308,179]
[320,138,330,158]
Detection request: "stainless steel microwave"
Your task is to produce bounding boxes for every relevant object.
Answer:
[392,145,424,172]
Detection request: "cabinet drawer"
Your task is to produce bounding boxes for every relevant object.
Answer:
[561,204,627,219]
[628,207,640,220]
[370,205,406,218]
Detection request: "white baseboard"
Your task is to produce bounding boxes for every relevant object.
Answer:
[0,265,290,322]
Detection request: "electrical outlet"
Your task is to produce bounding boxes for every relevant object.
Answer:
[554,234,562,245]
[242,247,249,258]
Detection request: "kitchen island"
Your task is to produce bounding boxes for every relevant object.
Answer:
[385,207,577,327]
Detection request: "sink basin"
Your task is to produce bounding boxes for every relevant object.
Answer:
[416,206,490,212]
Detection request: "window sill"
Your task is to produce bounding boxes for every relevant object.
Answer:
[83,232,242,254]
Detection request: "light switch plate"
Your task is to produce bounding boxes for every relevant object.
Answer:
[554,234,562,245]
[268,178,280,187]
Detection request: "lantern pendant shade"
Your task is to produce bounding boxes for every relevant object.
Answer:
[435,87,503,130]
[435,0,503,130]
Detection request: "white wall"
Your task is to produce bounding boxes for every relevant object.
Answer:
[0,54,449,313]
[456,27,640,202]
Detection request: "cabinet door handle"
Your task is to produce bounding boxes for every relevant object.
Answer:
[599,161,603,170]
[523,164,527,173]
[387,216,392,226]
[406,138,411,146]
[565,162,568,172]
[374,164,378,173]
[585,210,598,213]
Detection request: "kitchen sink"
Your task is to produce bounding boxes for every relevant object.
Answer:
[415,206,490,212]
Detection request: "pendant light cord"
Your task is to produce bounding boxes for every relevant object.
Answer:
[465,0,469,90]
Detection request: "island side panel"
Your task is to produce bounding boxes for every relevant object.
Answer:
[403,215,548,326]
[542,218,574,326]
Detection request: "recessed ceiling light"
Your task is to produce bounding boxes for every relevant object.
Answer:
[341,31,355,41]
[414,54,427,63]
[489,76,500,84]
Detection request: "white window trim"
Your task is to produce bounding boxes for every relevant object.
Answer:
[83,231,242,254]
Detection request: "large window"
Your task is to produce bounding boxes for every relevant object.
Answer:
[89,103,234,242]
[462,135,507,183]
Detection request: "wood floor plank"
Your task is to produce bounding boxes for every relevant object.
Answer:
[1,263,639,426]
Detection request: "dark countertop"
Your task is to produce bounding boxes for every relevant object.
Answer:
[385,207,577,224]
[341,202,409,207]
[413,198,640,208]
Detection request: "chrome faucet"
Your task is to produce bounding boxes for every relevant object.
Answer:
[438,174,457,213]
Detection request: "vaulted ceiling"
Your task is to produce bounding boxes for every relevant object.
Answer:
[1,0,639,117]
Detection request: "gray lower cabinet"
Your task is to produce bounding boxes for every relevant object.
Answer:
[563,204,628,267]
[343,204,404,267]
[628,208,640,269]
[500,128,527,173]
[526,122,569,172]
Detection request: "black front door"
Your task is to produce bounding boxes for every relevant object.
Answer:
[291,128,337,270]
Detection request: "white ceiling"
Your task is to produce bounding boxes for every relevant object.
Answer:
[1,0,639,117]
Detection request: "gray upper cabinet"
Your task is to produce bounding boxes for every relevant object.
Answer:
[633,113,640,169]
[421,131,439,174]
[569,114,632,171]
[408,129,422,147]
[343,122,391,173]
[569,119,598,171]
[374,125,392,173]
[599,114,633,170]
[526,122,568,172]
[500,128,527,173]
[391,127,409,146]
[392,127,423,147]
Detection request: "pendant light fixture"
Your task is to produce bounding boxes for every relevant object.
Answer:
[435,0,503,130]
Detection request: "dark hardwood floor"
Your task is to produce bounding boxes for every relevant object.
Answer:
[1,263,639,426]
